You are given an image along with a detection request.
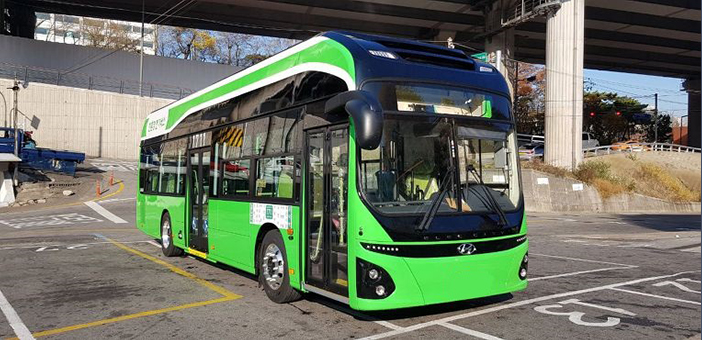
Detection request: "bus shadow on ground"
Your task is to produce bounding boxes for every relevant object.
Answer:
[307,292,514,322]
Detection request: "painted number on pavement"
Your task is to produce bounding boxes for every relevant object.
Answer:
[534,298,635,327]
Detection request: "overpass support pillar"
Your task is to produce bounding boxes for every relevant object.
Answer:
[683,77,700,147]
[544,0,585,170]
[484,3,515,99]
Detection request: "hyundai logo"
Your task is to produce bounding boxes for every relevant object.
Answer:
[457,243,477,255]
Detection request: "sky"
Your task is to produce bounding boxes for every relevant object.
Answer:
[584,69,689,118]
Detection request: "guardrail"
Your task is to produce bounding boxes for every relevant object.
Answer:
[583,143,701,158]
[517,133,544,144]
[0,62,195,100]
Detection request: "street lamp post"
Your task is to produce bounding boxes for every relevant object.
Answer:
[9,78,20,184]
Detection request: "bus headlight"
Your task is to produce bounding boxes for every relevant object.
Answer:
[375,285,386,296]
[518,252,528,280]
[368,269,380,281]
[357,258,395,299]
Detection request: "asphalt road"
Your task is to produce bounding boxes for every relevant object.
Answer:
[0,159,699,340]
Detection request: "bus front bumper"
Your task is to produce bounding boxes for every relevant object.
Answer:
[351,240,528,311]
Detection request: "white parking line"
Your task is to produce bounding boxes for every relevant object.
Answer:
[84,201,127,224]
[530,253,636,267]
[99,197,136,204]
[439,322,504,340]
[608,288,701,306]
[358,271,700,340]
[147,240,161,248]
[528,266,637,282]
[0,288,35,340]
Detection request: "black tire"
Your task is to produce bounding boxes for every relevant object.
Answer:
[259,230,301,303]
[160,212,183,257]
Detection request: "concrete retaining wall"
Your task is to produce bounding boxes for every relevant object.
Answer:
[522,169,701,213]
[1,79,170,160]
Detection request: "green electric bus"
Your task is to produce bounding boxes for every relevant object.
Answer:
[137,31,528,311]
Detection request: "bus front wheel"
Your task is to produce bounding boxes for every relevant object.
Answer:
[161,212,183,257]
[259,230,301,303]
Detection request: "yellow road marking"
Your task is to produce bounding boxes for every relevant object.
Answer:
[91,180,125,203]
[107,238,237,298]
[20,296,238,339]
[6,238,241,339]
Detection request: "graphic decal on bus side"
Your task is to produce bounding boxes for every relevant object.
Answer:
[250,203,293,229]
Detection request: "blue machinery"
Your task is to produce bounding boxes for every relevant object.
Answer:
[0,128,85,176]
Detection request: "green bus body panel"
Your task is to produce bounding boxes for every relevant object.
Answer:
[206,200,302,289]
[141,39,356,138]
[136,193,186,243]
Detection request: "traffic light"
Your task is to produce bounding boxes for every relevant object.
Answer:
[615,111,621,116]
[589,112,595,117]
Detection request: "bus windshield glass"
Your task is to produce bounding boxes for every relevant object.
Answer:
[363,82,511,120]
[359,115,520,217]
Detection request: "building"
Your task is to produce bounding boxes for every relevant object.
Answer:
[34,13,156,55]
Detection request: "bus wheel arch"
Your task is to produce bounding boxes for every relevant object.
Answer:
[256,225,301,303]
[160,210,183,257]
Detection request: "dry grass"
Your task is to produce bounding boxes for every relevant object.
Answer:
[574,161,634,199]
[637,163,701,202]
[591,178,629,199]
[522,156,700,202]
[521,160,575,179]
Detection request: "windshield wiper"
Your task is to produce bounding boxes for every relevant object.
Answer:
[466,164,509,227]
[415,166,455,232]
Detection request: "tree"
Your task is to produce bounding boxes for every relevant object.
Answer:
[514,62,545,135]
[645,114,673,143]
[583,91,649,145]
[214,32,254,66]
[82,18,140,53]
[157,27,217,61]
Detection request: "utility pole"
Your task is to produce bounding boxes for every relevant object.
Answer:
[653,93,658,142]
[139,0,145,97]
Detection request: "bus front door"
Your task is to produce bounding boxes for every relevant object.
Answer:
[305,126,349,297]
[188,149,210,254]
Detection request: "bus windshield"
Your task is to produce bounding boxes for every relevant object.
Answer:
[359,115,520,217]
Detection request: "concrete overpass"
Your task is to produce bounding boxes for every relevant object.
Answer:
[12,0,702,168]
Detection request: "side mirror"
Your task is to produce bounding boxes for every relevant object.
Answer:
[325,90,383,150]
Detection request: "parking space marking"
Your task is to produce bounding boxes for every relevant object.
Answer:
[652,280,701,294]
[528,266,637,282]
[527,253,637,282]
[26,296,235,339]
[84,201,127,224]
[439,322,504,340]
[0,288,34,340]
[9,236,242,339]
[358,270,700,340]
[608,288,701,305]
[147,240,161,248]
[0,240,151,251]
[530,253,635,267]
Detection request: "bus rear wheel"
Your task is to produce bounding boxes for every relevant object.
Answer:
[259,230,301,303]
[161,212,183,257]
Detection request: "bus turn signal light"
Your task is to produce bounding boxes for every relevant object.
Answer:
[286,228,294,236]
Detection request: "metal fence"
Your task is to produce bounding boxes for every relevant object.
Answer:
[583,143,701,157]
[0,62,195,100]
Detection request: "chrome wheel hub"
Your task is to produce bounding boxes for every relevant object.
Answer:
[161,220,171,249]
[262,243,284,290]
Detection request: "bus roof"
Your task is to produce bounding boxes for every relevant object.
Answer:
[142,31,509,141]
